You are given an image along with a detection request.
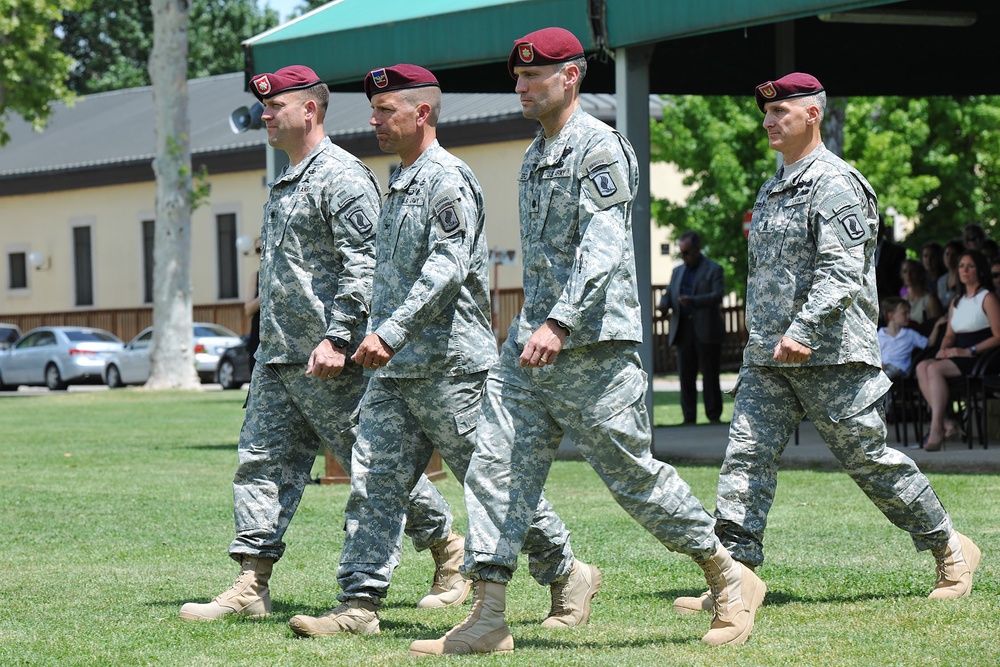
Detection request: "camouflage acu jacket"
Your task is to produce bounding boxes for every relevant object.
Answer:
[257,137,379,364]
[744,143,882,368]
[512,107,643,349]
[370,140,497,378]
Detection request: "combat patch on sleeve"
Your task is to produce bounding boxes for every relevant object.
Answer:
[344,205,374,235]
[820,191,871,249]
[582,148,631,209]
[431,189,466,238]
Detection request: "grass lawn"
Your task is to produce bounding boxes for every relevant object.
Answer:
[1,389,996,666]
[652,387,735,427]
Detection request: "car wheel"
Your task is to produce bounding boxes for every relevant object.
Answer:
[217,359,238,390]
[45,364,67,391]
[0,370,11,392]
[106,364,124,389]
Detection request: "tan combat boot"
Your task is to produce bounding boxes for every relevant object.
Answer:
[288,598,381,637]
[672,590,713,615]
[929,530,981,599]
[408,580,513,656]
[541,560,602,628]
[674,562,755,615]
[699,546,766,646]
[417,531,472,609]
[178,555,274,621]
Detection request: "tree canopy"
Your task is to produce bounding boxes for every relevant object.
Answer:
[651,94,1000,297]
[0,0,89,145]
[59,0,279,94]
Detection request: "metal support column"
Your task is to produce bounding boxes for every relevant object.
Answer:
[615,44,656,451]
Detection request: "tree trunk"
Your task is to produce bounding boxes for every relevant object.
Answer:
[146,0,197,389]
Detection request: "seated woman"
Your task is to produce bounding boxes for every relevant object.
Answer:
[901,259,942,336]
[915,250,1000,451]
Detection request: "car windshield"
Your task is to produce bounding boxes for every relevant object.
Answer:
[194,325,238,337]
[65,331,120,343]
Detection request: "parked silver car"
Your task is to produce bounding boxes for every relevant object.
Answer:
[0,326,124,391]
[104,322,243,387]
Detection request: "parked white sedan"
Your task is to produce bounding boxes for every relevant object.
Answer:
[103,322,243,387]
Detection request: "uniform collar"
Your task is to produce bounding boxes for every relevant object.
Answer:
[768,143,827,193]
[530,107,586,169]
[389,139,441,191]
[270,137,331,186]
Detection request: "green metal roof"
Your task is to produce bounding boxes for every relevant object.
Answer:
[243,0,592,88]
[243,0,899,88]
[604,0,900,46]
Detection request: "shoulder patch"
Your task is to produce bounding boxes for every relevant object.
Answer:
[345,205,373,234]
[590,169,618,197]
[431,189,466,238]
[581,148,631,210]
[437,205,461,233]
[819,191,872,249]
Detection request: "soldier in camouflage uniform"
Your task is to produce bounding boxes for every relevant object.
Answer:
[410,28,764,657]
[674,72,980,618]
[179,66,454,622]
[287,64,584,639]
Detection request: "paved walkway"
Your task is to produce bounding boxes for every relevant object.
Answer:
[557,374,1000,474]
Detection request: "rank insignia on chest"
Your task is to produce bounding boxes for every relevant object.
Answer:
[346,206,373,234]
[403,183,424,206]
[590,169,617,197]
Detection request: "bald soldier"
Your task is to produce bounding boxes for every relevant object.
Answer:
[285,64,588,638]
[674,72,980,617]
[409,28,764,656]
[179,65,460,622]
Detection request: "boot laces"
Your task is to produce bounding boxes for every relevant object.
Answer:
[448,581,486,635]
[213,559,254,601]
[429,548,454,591]
[931,543,952,578]
[706,570,725,616]
[548,579,569,616]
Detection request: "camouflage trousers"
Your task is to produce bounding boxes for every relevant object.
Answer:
[715,363,953,567]
[338,372,574,603]
[464,339,720,585]
[230,361,452,562]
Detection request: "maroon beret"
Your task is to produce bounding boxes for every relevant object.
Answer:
[250,65,322,101]
[364,64,440,100]
[508,27,585,78]
[755,72,825,112]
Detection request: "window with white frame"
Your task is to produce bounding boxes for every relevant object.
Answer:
[8,251,27,290]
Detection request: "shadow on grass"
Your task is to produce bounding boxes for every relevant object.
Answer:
[184,442,239,450]
[645,585,924,608]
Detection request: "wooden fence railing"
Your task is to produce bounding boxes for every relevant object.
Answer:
[1,286,748,373]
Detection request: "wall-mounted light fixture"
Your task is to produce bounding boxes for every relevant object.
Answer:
[818,10,977,28]
[235,235,255,256]
[28,251,50,271]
